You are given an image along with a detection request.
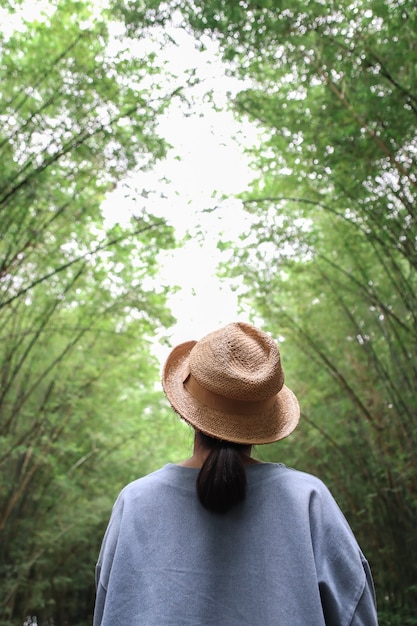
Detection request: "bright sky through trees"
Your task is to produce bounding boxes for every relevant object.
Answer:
[101,20,259,357]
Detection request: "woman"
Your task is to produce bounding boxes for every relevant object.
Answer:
[94,322,378,625]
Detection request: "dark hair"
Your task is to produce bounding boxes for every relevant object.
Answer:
[196,432,249,514]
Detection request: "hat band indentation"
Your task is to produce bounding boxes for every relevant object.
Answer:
[183,372,277,416]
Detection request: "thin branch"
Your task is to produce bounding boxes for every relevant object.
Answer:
[0,219,166,310]
[311,60,417,191]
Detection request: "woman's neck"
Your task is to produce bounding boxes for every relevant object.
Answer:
[178,434,262,468]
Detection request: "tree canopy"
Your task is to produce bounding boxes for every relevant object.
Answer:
[0,1,190,622]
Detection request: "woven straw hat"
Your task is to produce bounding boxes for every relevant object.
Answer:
[162,322,300,444]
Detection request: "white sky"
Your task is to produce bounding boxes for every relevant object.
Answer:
[101,22,260,360]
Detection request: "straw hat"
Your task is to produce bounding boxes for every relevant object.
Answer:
[162,322,300,444]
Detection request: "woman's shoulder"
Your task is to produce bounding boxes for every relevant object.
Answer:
[115,464,197,503]
[247,462,328,491]
[247,463,341,513]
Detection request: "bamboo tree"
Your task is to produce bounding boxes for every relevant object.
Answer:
[0,2,190,623]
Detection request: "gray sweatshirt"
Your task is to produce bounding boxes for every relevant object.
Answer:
[94,463,378,625]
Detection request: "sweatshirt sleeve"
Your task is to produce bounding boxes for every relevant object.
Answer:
[93,575,106,626]
[309,483,378,626]
[93,492,125,626]
[349,555,378,626]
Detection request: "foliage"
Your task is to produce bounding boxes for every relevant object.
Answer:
[0,1,191,623]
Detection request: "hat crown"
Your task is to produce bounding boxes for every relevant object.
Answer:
[189,322,284,401]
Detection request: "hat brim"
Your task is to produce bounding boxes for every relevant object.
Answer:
[162,340,300,445]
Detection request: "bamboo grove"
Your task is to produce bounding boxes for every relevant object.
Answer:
[1,1,416,623]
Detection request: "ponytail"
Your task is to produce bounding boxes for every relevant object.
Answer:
[196,433,248,514]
